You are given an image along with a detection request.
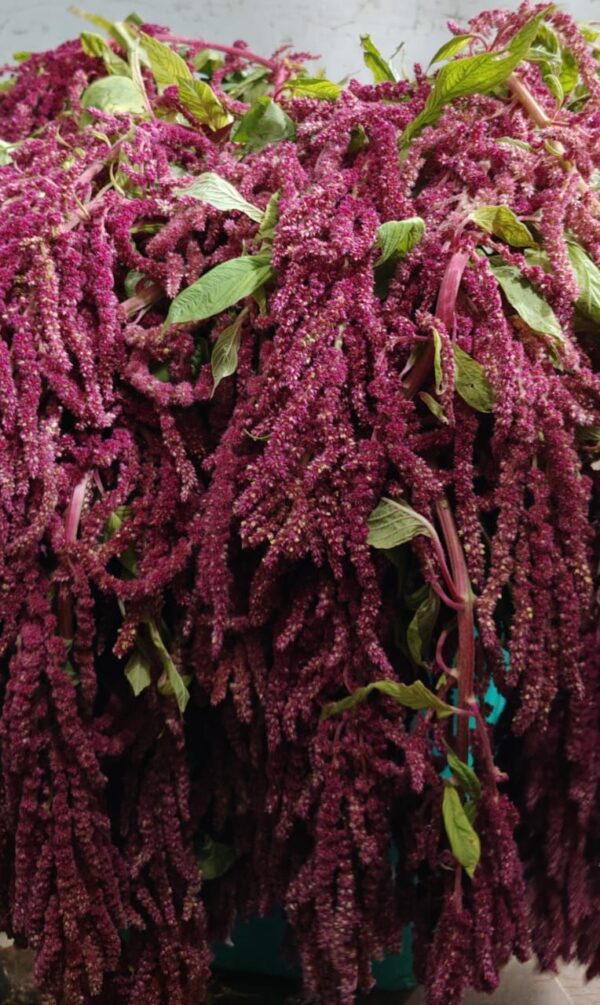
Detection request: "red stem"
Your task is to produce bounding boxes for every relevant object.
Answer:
[153,32,279,71]
[507,73,552,128]
[435,497,475,765]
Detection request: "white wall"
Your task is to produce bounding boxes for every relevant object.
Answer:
[0,0,598,83]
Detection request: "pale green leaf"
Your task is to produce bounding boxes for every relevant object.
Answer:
[376,217,425,264]
[433,328,443,396]
[211,315,243,393]
[443,784,481,878]
[447,751,482,800]
[429,34,472,66]
[80,31,130,74]
[12,51,32,62]
[321,678,457,721]
[165,253,273,328]
[178,78,232,130]
[146,617,190,714]
[197,835,237,880]
[124,269,147,297]
[138,30,192,88]
[419,391,448,424]
[176,172,263,223]
[0,139,16,166]
[286,76,342,100]
[559,49,579,93]
[567,242,600,325]
[231,97,296,152]
[407,588,440,666]
[453,343,495,413]
[402,9,548,144]
[360,34,397,82]
[81,74,147,115]
[124,649,152,696]
[488,257,563,340]
[257,190,280,243]
[69,7,138,52]
[496,136,533,151]
[367,497,434,550]
[470,204,536,247]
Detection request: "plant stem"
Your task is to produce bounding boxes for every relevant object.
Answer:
[403,250,469,399]
[153,32,279,71]
[435,497,474,765]
[507,73,552,128]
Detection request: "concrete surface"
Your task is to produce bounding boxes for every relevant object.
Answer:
[0,0,599,84]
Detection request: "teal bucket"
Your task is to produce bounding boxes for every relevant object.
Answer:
[212,676,507,991]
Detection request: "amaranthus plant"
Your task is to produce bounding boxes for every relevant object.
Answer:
[0,4,598,1005]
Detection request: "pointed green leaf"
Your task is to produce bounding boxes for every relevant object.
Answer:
[124,649,152,696]
[443,784,481,878]
[453,343,495,413]
[257,190,280,243]
[165,253,273,328]
[488,257,563,341]
[429,34,473,66]
[211,316,243,393]
[287,77,342,100]
[419,391,448,424]
[402,9,548,144]
[407,589,440,666]
[80,31,131,74]
[360,34,397,82]
[321,678,457,721]
[470,205,536,247]
[178,78,232,130]
[176,172,263,223]
[367,497,435,550]
[559,49,579,93]
[146,617,190,714]
[567,242,600,325]
[231,97,296,153]
[376,217,425,264]
[432,328,443,396]
[138,30,192,88]
[81,74,147,115]
[447,751,482,800]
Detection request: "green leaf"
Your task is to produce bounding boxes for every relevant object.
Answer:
[360,34,397,82]
[376,217,425,264]
[419,391,448,424]
[165,253,273,329]
[124,269,148,297]
[558,49,579,94]
[138,30,192,88]
[367,497,435,550]
[407,588,440,666]
[146,617,190,714]
[488,257,563,340]
[470,204,536,247]
[80,31,130,75]
[442,784,481,878]
[231,97,296,153]
[544,71,564,104]
[402,8,548,144]
[211,314,244,393]
[447,751,482,800]
[69,7,138,52]
[432,328,443,396]
[12,50,32,62]
[567,242,600,325]
[176,172,263,223]
[429,35,473,66]
[453,343,495,413]
[197,835,237,880]
[178,78,232,130]
[81,74,147,116]
[64,659,80,686]
[124,649,152,696]
[0,139,16,166]
[256,190,280,243]
[192,48,225,74]
[286,76,342,100]
[321,678,457,721]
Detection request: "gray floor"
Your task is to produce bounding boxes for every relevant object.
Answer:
[397,960,600,1005]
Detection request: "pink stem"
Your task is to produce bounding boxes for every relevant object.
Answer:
[468,699,506,787]
[403,250,469,399]
[435,497,474,766]
[153,32,279,71]
[65,473,90,545]
[435,625,457,678]
[507,73,552,128]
